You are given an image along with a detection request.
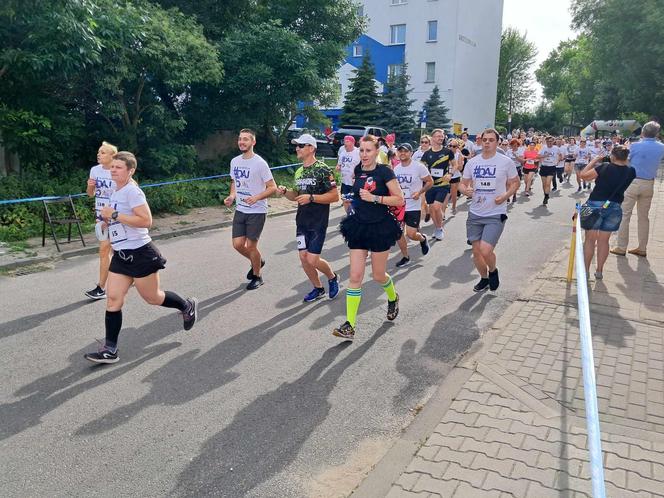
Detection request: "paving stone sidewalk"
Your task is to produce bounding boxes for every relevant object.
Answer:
[379,175,664,497]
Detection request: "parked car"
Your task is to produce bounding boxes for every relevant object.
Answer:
[330,125,389,154]
[285,128,335,157]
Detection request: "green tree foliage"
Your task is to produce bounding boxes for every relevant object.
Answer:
[571,0,664,121]
[495,28,538,124]
[378,67,417,139]
[340,53,381,125]
[423,85,451,131]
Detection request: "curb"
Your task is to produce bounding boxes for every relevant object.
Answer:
[0,208,298,272]
[351,247,571,497]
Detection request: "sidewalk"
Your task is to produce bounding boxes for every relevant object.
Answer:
[356,175,664,497]
[0,198,296,272]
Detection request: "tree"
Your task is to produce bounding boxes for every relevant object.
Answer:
[422,85,451,130]
[495,28,538,125]
[378,66,417,139]
[340,53,381,125]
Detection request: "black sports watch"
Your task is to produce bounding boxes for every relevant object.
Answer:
[309,194,314,203]
[111,210,119,221]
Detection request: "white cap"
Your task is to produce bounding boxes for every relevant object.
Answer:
[291,133,317,148]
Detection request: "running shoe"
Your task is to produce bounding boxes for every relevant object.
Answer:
[552,186,557,192]
[594,271,603,280]
[488,269,500,291]
[387,294,399,321]
[85,285,106,300]
[473,278,490,292]
[333,321,355,340]
[525,191,531,197]
[84,347,119,364]
[452,207,457,215]
[543,194,549,206]
[434,228,445,241]
[511,194,517,203]
[586,183,592,190]
[304,287,325,302]
[182,297,198,331]
[424,214,431,223]
[395,256,411,268]
[420,234,430,255]
[246,276,264,290]
[328,274,340,300]
[577,186,582,192]
[246,259,266,280]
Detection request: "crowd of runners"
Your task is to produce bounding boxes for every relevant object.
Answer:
[82,121,664,363]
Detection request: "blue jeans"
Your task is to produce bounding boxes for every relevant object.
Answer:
[585,200,623,232]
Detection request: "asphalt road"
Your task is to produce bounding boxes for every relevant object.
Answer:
[0,183,585,497]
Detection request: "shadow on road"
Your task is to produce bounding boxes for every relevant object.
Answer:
[172,323,391,497]
[0,299,93,340]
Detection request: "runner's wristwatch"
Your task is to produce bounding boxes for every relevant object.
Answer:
[309,194,314,203]
[111,210,119,221]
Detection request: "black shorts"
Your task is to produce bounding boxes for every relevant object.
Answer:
[516,167,523,179]
[449,177,461,184]
[296,225,327,255]
[109,242,167,278]
[540,166,557,177]
[403,210,421,229]
[341,184,353,196]
[232,211,266,240]
[425,185,450,205]
[524,167,538,175]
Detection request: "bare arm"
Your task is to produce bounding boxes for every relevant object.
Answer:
[100,203,152,229]
[579,155,602,181]
[358,178,404,206]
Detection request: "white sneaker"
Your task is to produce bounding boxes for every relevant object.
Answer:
[434,228,445,241]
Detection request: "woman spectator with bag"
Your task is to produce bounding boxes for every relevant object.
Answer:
[579,145,635,280]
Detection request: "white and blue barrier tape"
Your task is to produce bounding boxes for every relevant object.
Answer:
[0,159,333,206]
[574,203,606,498]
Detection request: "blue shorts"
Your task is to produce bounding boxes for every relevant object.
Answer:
[426,185,450,205]
[341,184,353,196]
[296,226,327,255]
[584,201,623,232]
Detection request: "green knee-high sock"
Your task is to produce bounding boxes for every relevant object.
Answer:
[346,287,362,326]
[381,275,397,301]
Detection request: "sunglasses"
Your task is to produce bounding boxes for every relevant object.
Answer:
[420,140,429,144]
[295,143,310,149]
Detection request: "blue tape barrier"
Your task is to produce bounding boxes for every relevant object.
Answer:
[574,203,606,498]
[0,160,323,206]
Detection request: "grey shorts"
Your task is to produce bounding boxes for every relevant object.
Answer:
[466,212,507,247]
[232,211,266,240]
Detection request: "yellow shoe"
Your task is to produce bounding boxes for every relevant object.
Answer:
[628,248,647,257]
[610,247,626,256]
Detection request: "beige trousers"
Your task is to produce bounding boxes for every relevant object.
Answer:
[616,179,655,251]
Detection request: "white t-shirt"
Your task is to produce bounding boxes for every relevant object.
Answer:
[230,153,274,214]
[575,146,592,164]
[565,144,578,158]
[539,145,560,166]
[505,148,522,168]
[394,161,431,212]
[412,148,426,164]
[463,152,518,217]
[337,147,361,185]
[452,151,462,179]
[89,165,115,220]
[108,183,151,250]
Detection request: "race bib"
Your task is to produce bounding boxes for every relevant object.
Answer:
[236,191,251,207]
[475,177,497,192]
[296,234,306,250]
[401,186,411,199]
[108,221,128,244]
[95,197,110,218]
[430,168,445,178]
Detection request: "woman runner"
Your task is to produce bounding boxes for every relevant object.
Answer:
[84,152,198,364]
[334,135,405,340]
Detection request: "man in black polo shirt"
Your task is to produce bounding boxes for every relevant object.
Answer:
[421,128,456,240]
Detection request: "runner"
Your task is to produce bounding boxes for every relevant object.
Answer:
[563,137,577,183]
[224,129,278,290]
[538,136,562,206]
[412,135,431,223]
[85,141,118,300]
[334,135,404,340]
[461,131,474,157]
[460,129,519,292]
[277,134,340,302]
[421,129,456,240]
[336,135,361,213]
[84,151,198,364]
[393,143,433,267]
[574,138,592,191]
[522,141,539,196]
[552,137,566,191]
[448,138,464,214]
[505,138,525,202]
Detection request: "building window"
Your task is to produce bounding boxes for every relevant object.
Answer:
[353,45,363,57]
[388,64,405,80]
[390,24,406,44]
[391,0,407,4]
[427,20,438,42]
[425,62,435,83]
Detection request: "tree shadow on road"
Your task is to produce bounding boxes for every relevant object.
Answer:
[392,292,496,410]
[0,299,94,339]
[172,324,390,498]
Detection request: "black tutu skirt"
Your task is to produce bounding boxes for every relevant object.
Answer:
[340,213,402,252]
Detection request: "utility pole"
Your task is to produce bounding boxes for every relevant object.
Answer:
[508,73,514,134]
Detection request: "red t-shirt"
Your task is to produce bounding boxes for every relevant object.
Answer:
[523,149,539,169]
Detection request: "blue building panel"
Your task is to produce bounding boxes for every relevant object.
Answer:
[346,35,405,84]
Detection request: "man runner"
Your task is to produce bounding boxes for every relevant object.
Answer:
[336,135,361,213]
[393,143,432,267]
[538,136,563,206]
[278,134,340,302]
[461,128,519,292]
[421,129,456,240]
[224,129,278,290]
